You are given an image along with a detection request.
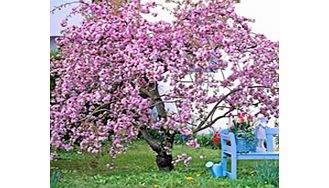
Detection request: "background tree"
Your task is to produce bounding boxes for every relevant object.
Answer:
[50,0,278,171]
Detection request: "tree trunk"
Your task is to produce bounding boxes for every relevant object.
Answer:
[140,128,175,171]
[156,129,175,171]
[140,82,175,171]
[156,149,174,171]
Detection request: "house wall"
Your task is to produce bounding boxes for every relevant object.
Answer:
[50,36,58,51]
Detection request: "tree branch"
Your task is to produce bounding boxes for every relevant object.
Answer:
[140,128,161,153]
[193,108,234,133]
[194,85,276,132]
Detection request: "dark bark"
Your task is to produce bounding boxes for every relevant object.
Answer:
[156,129,175,171]
[139,82,175,171]
[140,128,175,171]
[156,150,174,171]
[140,128,160,153]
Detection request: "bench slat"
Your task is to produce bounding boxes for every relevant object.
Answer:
[265,127,279,135]
[222,146,232,153]
[237,152,279,160]
[220,134,231,141]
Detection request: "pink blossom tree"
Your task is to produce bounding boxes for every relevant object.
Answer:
[50,0,278,171]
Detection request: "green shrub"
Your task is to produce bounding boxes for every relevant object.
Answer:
[50,171,61,188]
[50,50,62,92]
[195,134,221,149]
[146,128,163,141]
[255,161,279,187]
[139,128,220,150]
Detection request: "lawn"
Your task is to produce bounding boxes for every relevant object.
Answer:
[51,140,278,188]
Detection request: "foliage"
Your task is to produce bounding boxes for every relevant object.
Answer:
[50,0,279,166]
[51,141,278,188]
[50,50,62,92]
[196,134,221,149]
[144,131,220,149]
[50,50,61,61]
[93,174,108,185]
[50,171,61,188]
[145,128,163,141]
[255,161,279,187]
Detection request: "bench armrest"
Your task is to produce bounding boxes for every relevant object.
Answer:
[220,129,236,154]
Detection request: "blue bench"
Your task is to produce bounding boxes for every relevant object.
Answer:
[219,128,279,180]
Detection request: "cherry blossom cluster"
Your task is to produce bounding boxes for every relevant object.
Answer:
[172,153,192,167]
[186,139,200,148]
[50,0,279,159]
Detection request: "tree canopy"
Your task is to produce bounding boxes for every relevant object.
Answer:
[50,0,278,170]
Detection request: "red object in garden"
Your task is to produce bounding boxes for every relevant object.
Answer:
[213,131,230,145]
[213,131,220,145]
[213,137,220,145]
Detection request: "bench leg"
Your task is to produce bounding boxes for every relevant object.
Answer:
[221,153,227,177]
[231,155,237,180]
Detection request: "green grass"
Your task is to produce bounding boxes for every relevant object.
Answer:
[51,140,278,188]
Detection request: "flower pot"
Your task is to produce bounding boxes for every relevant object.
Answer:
[235,136,256,153]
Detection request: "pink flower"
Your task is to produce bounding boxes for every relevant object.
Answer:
[151,12,158,17]
[180,128,193,136]
[60,20,67,27]
[140,8,150,14]
[146,2,156,8]
[186,139,200,148]
[184,156,192,166]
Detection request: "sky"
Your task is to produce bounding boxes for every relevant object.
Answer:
[51,0,279,41]
[235,0,279,41]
